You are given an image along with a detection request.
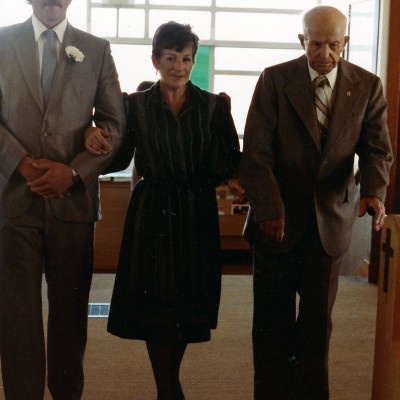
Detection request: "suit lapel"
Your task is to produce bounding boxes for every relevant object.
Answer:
[284,57,363,157]
[323,60,362,156]
[284,56,321,152]
[12,19,43,111]
[11,21,84,113]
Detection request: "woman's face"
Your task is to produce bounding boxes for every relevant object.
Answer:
[152,46,194,90]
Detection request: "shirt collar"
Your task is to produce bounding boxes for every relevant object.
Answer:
[32,14,68,44]
[308,63,338,89]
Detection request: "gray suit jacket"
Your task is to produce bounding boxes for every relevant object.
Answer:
[240,55,393,256]
[0,18,126,227]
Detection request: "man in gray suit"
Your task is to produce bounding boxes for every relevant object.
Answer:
[0,0,125,398]
[239,6,393,400]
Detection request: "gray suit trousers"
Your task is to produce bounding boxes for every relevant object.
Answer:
[0,195,94,400]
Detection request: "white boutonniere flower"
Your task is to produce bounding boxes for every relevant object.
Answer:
[65,46,85,63]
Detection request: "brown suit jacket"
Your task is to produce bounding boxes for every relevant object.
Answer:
[0,18,126,227]
[240,55,393,256]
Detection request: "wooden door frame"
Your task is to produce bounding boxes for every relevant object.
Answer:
[369,0,400,282]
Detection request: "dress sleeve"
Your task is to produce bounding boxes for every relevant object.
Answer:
[208,93,241,186]
[103,92,136,174]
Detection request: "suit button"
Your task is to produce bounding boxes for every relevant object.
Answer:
[43,132,48,137]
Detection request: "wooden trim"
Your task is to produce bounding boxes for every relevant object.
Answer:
[384,0,400,214]
[370,0,400,283]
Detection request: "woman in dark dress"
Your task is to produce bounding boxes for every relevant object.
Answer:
[85,21,243,400]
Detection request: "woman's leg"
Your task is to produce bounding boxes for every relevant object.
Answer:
[146,341,187,400]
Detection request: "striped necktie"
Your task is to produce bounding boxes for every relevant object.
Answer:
[41,29,58,107]
[313,75,330,147]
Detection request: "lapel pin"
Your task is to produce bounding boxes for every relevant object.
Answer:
[347,91,351,97]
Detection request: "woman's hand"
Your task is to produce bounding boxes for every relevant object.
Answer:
[85,127,113,155]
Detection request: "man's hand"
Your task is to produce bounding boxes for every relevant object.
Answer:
[359,195,386,231]
[260,218,285,242]
[26,159,75,198]
[17,156,46,182]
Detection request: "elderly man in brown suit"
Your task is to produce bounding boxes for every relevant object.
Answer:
[0,0,125,399]
[240,6,393,400]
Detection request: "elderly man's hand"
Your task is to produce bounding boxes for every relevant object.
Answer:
[359,196,386,231]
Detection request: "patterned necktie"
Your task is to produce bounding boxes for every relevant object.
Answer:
[313,75,330,147]
[41,29,58,107]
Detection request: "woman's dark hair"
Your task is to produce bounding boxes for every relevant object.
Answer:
[152,21,199,62]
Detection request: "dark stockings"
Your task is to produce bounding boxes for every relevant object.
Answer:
[146,341,187,400]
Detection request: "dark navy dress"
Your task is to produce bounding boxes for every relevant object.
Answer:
[107,81,240,343]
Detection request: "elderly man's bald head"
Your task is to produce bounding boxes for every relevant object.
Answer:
[302,6,348,37]
[298,6,349,75]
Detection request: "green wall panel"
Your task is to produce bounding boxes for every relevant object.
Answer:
[190,46,209,90]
